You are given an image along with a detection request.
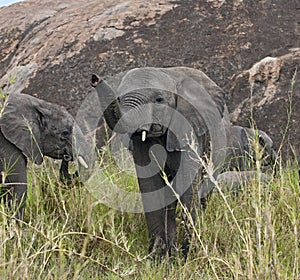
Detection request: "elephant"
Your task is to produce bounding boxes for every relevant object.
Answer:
[200,170,271,196]
[91,67,230,260]
[226,125,277,171]
[0,93,92,220]
[59,159,79,184]
[198,125,277,197]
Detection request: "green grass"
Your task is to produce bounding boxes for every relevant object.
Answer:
[1,70,299,278]
[0,154,299,280]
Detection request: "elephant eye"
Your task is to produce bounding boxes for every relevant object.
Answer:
[155,96,164,103]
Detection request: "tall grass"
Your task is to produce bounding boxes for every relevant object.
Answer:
[0,72,299,279]
[0,153,299,279]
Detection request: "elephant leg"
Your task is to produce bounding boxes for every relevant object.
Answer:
[137,171,172,258]
[172,150,201,260]
[165,200,178,256]
[1,155,27,221]
[3,182,27,221]
[145,200,178,259]
[131,138,177,259]
[144,208,167,257]
[180,183,199,260]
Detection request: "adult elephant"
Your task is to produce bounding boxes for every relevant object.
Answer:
[0,93,93,220]
[91,67,230,260]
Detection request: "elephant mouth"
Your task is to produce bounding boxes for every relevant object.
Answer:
[134,124,165,141]
[62,151,89,169]
[63,154,73,161]
[148,125,165,137]
[63,153,89,169]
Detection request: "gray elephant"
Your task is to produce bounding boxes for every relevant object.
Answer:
[0,93,92,220]
[199,125,277,196]
[91,67,230,260]
[226,125,277,171]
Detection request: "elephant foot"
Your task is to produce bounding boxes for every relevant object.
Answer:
[148,236,167,260]
[148,236,180,263]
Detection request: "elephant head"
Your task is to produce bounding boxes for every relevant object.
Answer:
[91,67,228,166]
[227,125,277,171]
[0,93,91,169]
[0,93,95,220]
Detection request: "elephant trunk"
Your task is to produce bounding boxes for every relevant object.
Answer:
[72,123,94,170]
[91,74,154,140]
[91,74,127,134]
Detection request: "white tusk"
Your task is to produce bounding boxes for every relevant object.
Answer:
[78,156,88,169]
[142,130,147,142]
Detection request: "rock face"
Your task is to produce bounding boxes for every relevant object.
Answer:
[0,0,299,160]
[228,50,300,160]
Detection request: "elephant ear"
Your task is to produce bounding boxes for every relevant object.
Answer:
[166,93,207,152]
[0,93,44,164]
[166,75,229,175]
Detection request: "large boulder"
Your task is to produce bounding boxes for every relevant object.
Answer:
[228,49,300,160]
[0,0,299,159]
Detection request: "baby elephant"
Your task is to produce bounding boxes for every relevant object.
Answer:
[226,125,277,171]
[0,93,91,220]
[199,126,277,199]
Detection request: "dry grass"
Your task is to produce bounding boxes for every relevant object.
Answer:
[0,156,299,280]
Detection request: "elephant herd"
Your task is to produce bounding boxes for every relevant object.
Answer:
[0,67,277,260]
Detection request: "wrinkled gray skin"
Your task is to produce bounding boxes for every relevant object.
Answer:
[226,125,277,171]
[217,170,270,193]
[0,93,91,220]
[200,125,277,196]
[91,67,230,260]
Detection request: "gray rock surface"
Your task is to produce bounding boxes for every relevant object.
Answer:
[0,0,299,160]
